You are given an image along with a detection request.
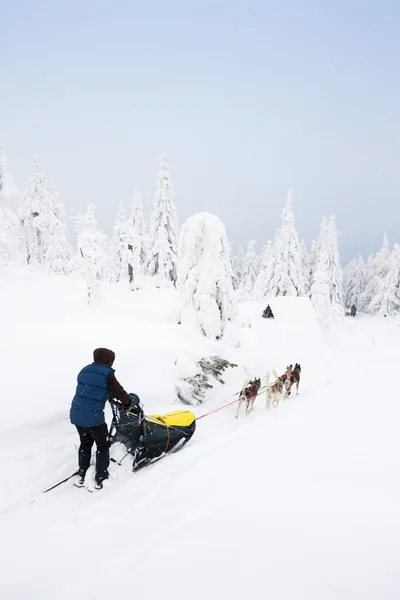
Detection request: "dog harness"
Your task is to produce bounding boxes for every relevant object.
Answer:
[245,384,258,399]
[272,373,287,393]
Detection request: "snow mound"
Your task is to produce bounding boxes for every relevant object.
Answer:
[267,296,320,329]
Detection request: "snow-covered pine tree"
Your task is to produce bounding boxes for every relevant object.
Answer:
[70,203,107,304]
[239,240,260,298]
[228,242,239,290]
[176,355,238,405]
[18,156,46,265]
[311,216,344,320]
[301,238,310,296]
[0,148,19,264]
[310,215,343,309]
[18,156,71,271]
[361,233,391,314]
[108,202,128,283]
[325,215,343,306]
[233,245,245,288]
[375,245,400,316]
[129,184,148,269]
[254,240,274,299]
[41,177,72,274]
[125,185,148,288]
[343,256,365,310]
[311,249,333,320]
[309,217,328,291]
[147,154,179,285]
[266,190,305,297]
[177,212,237,339]
[358,254,374,312]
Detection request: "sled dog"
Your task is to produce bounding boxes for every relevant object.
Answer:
[266,366,292,408]
[236,378,262,418]
[285,363,301,397]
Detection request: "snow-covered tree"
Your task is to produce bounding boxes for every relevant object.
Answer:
[239,240,260,298]
[300,238,310,296]
[310,215,344,320]
[129,185,148,269]
[70,203,107,304]
[325,216,343,305]
[266,190,305,297]
[45,220,73,274]
[361,233,391,314]
[375,245,400,316]
[41,178,72,273]
[108,202,128,283]
[147,154,179,285]
[233,245,245,287]
[228,242,239,290]
[344,256,365,310]
[311,250,331,320]
[177,212,237,339]
[18,156,45,265]
[254,240,274,299]
[0,148,19,263]
[310,215,343,307]
[18,156,71,270]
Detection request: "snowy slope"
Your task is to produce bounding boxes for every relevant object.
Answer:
[1,270,400,599]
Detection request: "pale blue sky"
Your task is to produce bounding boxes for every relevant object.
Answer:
[1,0,400,261]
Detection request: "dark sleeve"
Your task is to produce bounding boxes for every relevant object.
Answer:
[106,373,130,407]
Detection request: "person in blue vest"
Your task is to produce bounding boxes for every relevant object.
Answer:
[70,347,130,489]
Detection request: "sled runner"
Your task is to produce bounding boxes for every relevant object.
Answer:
[109,396,196,470]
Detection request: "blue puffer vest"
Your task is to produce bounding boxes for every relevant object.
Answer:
[70,362,115,427]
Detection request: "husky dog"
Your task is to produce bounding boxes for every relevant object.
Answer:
[235,377,262,418]
[266,366,292,408]
[285,363,301,397]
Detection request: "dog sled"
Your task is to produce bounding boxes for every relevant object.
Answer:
[109,395,196,471]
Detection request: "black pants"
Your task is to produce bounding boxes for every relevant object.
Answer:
[76,423,109,479]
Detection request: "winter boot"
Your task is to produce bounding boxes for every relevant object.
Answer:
[74,470,86,488]
[94,470,109,490]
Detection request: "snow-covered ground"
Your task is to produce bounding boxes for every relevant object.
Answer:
[1,269,400,599]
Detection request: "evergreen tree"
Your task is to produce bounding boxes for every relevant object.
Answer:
[309,218,328,290]
[233,245,245,287]
[176,355,238,405]
[18,156,71,270]
[228,242,239,290]
[177,212,237,339]
[108,202,128,283]
[300,238,310,296]
[266,190,305,297]
[311,215,343,308]
[239,240,259,297]
[18,156,46,265]
[147,154,179,285]
[41,178,72,273]
[311,250,332,320]
[70,203,107,303]
[254,240,274,299]
[344,256,365,310]
[361,233,390,314]
[376,245,400,315]
[130,185,148,267]
[325,216,343,305]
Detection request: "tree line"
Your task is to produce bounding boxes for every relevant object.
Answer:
[0,146,396,339]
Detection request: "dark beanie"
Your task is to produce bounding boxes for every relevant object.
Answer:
[93,348,115,367]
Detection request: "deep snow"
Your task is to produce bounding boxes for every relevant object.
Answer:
[1,268,400,599]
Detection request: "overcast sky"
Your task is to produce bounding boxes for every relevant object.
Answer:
[2,0,400,262]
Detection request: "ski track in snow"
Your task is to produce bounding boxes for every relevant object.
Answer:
[1,273,400,599]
